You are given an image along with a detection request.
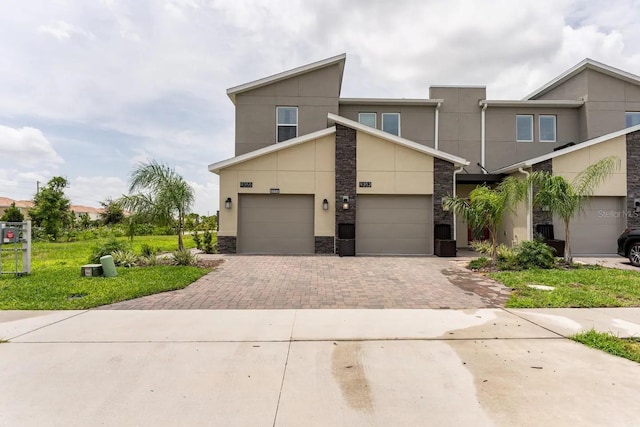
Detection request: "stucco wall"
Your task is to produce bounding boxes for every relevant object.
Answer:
[218,134,336,237]
[356,131,434,195]
[498,175,529,247]
[551,135,627,196]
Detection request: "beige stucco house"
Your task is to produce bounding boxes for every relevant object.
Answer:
[209,54,640,255]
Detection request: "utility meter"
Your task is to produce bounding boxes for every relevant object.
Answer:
[2,227,19,244]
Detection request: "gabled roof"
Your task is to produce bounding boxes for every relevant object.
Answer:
[208,127,337,174]
[226,53,346,104]
[327,113,469,166]
[491,124,640,174]
[524,58,640,100]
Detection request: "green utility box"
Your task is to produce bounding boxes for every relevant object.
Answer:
[81,264,103,277]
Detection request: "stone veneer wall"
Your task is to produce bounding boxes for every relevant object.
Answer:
[627,130,640,229]
[335,124,357,238]
[314,236,334,254]
[532,160,553,227]
[433,158,454,229]
[217,236,236,254]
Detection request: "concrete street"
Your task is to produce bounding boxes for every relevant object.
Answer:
[1,308,639,426]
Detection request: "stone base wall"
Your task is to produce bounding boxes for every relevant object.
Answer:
[433,158,454,227]
[532,160,553,227]
[314,236,335,254]
[217,236,237,254]
[335,124,357,236]
[627,130,640,229]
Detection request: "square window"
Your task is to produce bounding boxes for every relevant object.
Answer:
[358,112,376,128]
[516,115,533,142]
[382,113,400,136]
[539,115,556,142]
[276,106,297,142]
[626,112,640,127]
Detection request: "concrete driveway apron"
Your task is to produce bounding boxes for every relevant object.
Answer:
[102,255,510,310]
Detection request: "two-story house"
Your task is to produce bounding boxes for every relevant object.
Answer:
[209,54,640,256]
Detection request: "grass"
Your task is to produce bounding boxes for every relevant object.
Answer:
[489,265,640,308]
[572,329,640,363]
[0,235,211,310]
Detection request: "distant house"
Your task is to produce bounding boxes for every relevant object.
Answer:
[0,197,34,219]
[0,198,105,222]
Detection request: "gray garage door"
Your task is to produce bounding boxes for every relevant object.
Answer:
[553,196,625,255]
[237,194,314,254]
[356,195,432,255]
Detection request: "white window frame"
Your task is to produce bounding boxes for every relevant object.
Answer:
[516,114,534,142]
[626,112,640,128]
[381,113,401,136]
[276,106,298,143]
[539,115,557,142]
[358,112,377,128]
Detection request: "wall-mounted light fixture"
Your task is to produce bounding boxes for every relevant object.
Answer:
[635,199,640,213]
[442,197,449,211]
[322,198,329,210]
[225,197,232,209]
[342,196,350,210]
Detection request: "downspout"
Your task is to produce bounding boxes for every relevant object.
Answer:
[434,102,442,150]
[518,167,532,240]
[481,102,488,173]
[452,165,465,241]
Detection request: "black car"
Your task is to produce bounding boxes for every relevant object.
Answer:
[617,229,640,267]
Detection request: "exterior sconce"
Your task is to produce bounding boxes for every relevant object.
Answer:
[322,198,329,210]
[442,197,449,211]
[225,197,232,209]
[342,196,349,210]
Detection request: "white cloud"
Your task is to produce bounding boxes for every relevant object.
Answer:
[38,20,96,41]
[0,125,64,167]
[65,175,129,206]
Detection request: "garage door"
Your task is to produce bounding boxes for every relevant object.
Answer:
[356,195,432,255]
[237,194,314,254]
[553,196,625,255]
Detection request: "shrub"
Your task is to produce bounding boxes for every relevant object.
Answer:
[171,249,197,266]
[202,230,216,254]
[111,250,139,267]
[192,231,202,250]
[515,239,556,269]
[471,240,515,260]
[138,254,159,267]
[469,257,492,270]
[139,243,159,257]
[89,238,131,263]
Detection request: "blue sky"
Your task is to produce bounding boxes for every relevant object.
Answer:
[1,0,640,214]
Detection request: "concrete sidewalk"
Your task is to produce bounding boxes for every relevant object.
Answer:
[1,308,639,426]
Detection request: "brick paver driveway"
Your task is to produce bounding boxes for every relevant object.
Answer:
[102,255,510,310]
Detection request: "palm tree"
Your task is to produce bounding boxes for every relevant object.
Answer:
[444,176,527,265]
[528,156,619,264]
[119,160,195,250]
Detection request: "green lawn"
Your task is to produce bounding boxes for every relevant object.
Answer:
[572,330,640,364]
[490,266,640,308]
[0,235,211,310]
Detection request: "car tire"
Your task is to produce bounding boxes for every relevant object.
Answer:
[629,243,640,267]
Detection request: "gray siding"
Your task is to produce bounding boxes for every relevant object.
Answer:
[234,64,341,155]
[338,104,436,147]
[484,107,580,171]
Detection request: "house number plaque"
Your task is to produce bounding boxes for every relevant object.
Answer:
[359,181,372,188]
[240,182,253,188]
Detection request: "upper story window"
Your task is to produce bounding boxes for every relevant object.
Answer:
[358,112,376,128]
[539,115,556,142]
[276,106,298,142]
[382,113,400,136]
[626,112,640,127]
[516,115,533,142]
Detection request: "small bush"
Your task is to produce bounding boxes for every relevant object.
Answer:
[111,250,139,267]
[89,238,131,263]
[202,230,216,254]
[516,239,556,269]
[139,243,159,257]
[469,257,492,270]
[471,241,516,260]
[192,231,202,250]
[138,254,159,267]
[171,249,197,266]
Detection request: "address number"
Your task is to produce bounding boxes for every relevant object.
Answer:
[359,181,372,188]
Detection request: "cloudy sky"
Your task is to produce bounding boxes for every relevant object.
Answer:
[1,0,639,214]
